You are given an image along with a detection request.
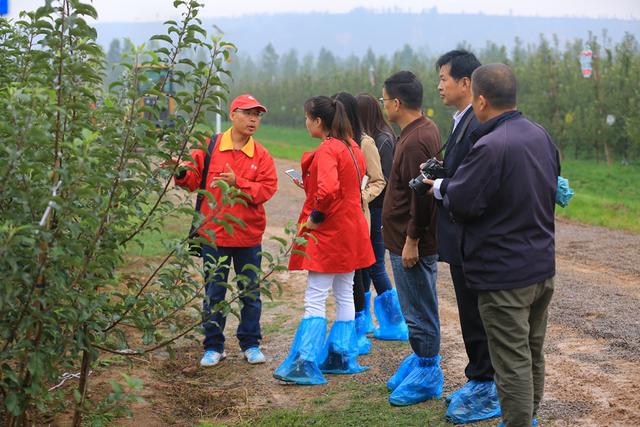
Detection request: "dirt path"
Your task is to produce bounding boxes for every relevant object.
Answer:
[112,157,640,426]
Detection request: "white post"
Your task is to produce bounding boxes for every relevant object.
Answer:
[213,25,224,135]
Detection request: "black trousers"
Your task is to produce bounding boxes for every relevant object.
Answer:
[450,263,494,381]
[353,269,366,312]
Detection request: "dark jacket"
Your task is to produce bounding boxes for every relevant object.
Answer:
[440,111,559,291]
[437,107,479,265]
[382,116,441,257]
[369,130,396,209]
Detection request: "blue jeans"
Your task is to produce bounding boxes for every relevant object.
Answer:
[389,253,440,357]
[362,207,393,295]
[201,244,262,352]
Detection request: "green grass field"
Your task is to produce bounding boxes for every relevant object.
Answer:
[557,160,640,233]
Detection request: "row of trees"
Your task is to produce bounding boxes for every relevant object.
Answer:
[105,31,640,163]
[102,32,640,163]
[243,34,639,163]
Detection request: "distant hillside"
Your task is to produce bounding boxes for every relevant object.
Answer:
[95,8,640,57]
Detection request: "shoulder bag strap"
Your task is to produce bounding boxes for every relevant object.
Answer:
[194,133,219,213]
[342,140,365,210]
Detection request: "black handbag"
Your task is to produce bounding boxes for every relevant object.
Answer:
[188,134,218,257]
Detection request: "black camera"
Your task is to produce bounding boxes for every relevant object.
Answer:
[408,158,446,195]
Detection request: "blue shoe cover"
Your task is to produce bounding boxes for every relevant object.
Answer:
[387,353,420,391]
[363,291,375,334]
[497,419,538,427]
[319,320,369,374]
[389,355,443,406]
[445,380,501,424]
[373,289,409,341]
[273,317,327,385]
[355,311,372,355]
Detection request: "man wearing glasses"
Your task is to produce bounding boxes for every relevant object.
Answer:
[379,71,443,406]
[172,94,278,367]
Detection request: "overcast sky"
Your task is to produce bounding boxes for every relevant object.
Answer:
[5,0,640,21]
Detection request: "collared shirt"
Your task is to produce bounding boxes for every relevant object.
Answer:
[218,127,255,158]
[452,104,472,133]
[434,104,472,200]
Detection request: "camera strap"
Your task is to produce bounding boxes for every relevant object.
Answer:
[439,110,474,157]
[194,134,220,215]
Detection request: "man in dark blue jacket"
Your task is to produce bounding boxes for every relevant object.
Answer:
[428,63,559,427]
[433,50,500,424]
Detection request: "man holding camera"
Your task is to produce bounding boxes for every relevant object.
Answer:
[380,71,443,406]
[433,51,500,423]
[427,64,559,426]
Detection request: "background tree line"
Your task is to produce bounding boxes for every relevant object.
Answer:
[105,31,640,164]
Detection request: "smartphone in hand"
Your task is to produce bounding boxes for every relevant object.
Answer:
[285,169,303,182]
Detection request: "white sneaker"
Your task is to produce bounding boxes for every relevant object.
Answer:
[244,347,266,364]
[200,350,226,367]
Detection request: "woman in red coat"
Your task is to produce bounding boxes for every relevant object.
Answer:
[273,96,375,385]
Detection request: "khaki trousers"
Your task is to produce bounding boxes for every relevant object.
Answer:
[478,277,555,427]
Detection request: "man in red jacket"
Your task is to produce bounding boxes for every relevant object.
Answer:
[169,94,278,367]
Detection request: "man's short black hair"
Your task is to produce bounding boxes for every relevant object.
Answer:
[383,70,423,110]
[436,49,481,80]
[471,63,517,109]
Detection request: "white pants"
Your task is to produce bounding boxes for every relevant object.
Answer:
[304,271,355,321]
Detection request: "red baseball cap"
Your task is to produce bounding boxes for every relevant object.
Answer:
[229,94,267,114]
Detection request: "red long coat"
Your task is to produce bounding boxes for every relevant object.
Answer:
[288,137,375,273]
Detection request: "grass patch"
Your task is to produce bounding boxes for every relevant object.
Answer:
[256,124,317,161]
[261,313,292,335]
[558,160,640,233]
[125,211,191,257]
[263,300,286,309]
[236,382,498,427]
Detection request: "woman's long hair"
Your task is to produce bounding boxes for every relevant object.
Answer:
[356,92,395,140]
[332,92,363,146]
[304,96,352,142]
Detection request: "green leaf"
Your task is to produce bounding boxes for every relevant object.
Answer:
[150,34,173,44]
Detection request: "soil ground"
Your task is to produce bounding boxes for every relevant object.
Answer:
[89,158,640,426]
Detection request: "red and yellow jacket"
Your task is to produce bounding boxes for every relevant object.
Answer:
[175,128,278,247]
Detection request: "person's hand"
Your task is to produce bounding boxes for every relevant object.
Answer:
[304,218,319,230]
[423,177,435,196]
[216,164,236,186]
[292,178,304,189]
[402,238,419,268]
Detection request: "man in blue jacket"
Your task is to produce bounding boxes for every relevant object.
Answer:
[428,63,559,427]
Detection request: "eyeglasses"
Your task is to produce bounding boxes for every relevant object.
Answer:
[234,108,265,117]
[378,97,397,106]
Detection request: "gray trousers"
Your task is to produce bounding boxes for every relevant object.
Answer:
[478,277,555,427]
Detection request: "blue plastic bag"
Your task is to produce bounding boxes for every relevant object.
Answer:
[354,311,372,355]
[373,288,409,341]
[319,320,368,374]
[445,380,501,424]
[389,354,443,406]
[556,175,574,207]
[273,317,327,385]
